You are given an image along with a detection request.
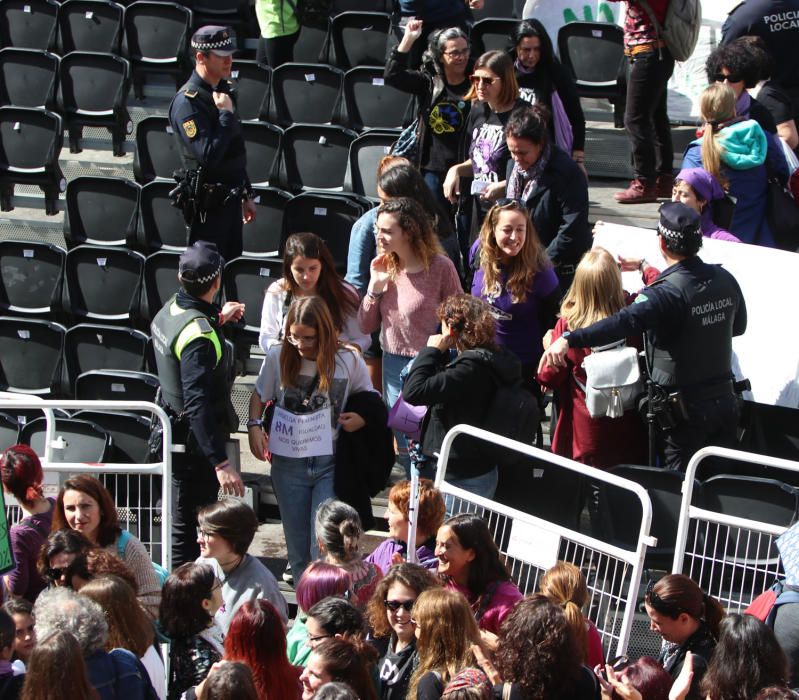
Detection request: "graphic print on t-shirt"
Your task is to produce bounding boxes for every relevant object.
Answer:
[428,100,466,135]
[282,375,348,428]
[519,87,537,104]
[470,122,506,184]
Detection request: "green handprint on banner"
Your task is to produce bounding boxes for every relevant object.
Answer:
[563,3,616,24]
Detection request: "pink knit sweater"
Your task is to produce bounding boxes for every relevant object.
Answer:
[358,254,462,357]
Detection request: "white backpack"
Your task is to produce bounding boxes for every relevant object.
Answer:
[575,341,645,419]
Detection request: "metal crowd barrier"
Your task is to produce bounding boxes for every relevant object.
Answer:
[435,424,654,658]
[0,398,172,573]
[673,446,799,612]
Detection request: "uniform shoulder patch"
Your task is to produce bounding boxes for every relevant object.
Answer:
[184,89,198,98]
[194,318,213,334]
[182,119,197,138]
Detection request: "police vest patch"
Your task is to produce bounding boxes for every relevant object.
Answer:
[183,119,197,138]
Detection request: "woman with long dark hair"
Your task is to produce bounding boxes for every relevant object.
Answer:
[259,232,368,353]
[250,296,374,581]
[20,630,96,700]
[434,514,521,634]
[224,599,302,700]
[300,637,378,700]
[511,19,586,174]
[1,444,54,601]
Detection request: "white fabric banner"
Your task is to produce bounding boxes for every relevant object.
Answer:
[593,222,799,409]
[268,406,334,458]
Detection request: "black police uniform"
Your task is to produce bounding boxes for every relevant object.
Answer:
[150,249,237,567]
[565,228,747,471]
[722,0,799,120]
[168,29,251,262]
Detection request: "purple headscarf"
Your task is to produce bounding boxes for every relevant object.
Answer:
[675,168,741,243]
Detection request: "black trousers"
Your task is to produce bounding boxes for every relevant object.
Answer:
[257,31,300,68]
[624,49,675,182]
[190,196,243,262]
[661,391,740,472]
[171,448,220,568]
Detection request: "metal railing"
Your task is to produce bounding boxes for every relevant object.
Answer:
[0,398,172,573]
[673,446,799,612]
[435,424,654,658]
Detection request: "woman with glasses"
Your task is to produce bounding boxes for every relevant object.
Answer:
[358,197,462,477]
[366,563,440,700]
[384,21,473,213]
[1,445,54,603]
[250,296,375,581]
[305,597,367,652]
[160,562,225,700]
[37,529,91,589]
[511,20,587,177]
[443,50,527,253]
[51,474,162,620]
[195,499,287,634]
[260,232,369,354]
[402,294,522,496]
[644,574,725,700]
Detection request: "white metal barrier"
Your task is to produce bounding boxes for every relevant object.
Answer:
[435,424,654,658]
[673,446,799,613]
[0,398,172,573]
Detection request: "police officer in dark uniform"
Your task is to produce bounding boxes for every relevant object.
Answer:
[151,241,246,567]
[539,203,748,471]
[722,0,799,121]
[168,26,256,262]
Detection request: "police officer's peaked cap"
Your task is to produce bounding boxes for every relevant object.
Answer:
[191,25,237,56]
[657,201,702,245]
[179,241,224,284]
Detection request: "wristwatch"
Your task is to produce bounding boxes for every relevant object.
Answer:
[246,418,263,429]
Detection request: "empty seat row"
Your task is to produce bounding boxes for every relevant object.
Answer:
[0,0,193,97]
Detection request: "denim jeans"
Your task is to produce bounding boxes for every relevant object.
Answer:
[447,466,499,500]
[383,351,414,475]
[624,49,675,182]
[270,452,336,582]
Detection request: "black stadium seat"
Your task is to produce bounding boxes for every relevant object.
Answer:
[222,256,282,351]
[0,413,21,451]
[469,18,517,55]
[281,123,357,192]
[123,0,192,99]
[270,62,344,128]
[138,180,189,252]
[330,11,390,70]
[20,416,112,462]
[58,0,125,54]
[75,369,159,403]
[346,130,398,200]
[0,316,66,397]
[231,59,271,122]
[73,410,152,463]
[0,106,65,215]
[58,51,132,156]
[0,240,65,317]
[241,121,282,188]
[64,175,140,248]
[142,250,180,321]
[242,186,291,258]
[133,115,182,184]
[64,245,145,325]
[343,66,413,131]
[0,47,59,110]
[0,0,59,51]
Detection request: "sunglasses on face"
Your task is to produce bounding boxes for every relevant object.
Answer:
[713,72,742,83]
[470,74,499,86]
[44,567,67,582]
[384,599,415,612]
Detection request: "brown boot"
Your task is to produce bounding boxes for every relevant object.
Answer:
[614,179,657,204]
[656,172,675,199]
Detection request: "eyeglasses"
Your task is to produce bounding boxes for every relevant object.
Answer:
[384,599,415,612]
[645,579,686,617]
[470,74,500,86]
[196,527,213,541]
[286,333,317,347]
[713,72,742,83]
[444,48,470,58]
[44,567,67,582]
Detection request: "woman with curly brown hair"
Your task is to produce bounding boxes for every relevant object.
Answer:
[403,293,522,496]
[366,563,440,700]
[481,594,599,699]
[407,588,483,699]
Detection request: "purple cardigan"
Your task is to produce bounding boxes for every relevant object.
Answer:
[366,537,439,573]
[7,498,55,602]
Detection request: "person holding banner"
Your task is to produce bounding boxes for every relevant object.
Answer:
[248,296,375,583]
[539,202,747,472]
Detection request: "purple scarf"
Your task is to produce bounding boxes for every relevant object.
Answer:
[507,143,551,201]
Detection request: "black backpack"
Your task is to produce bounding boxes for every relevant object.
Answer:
[478,374,541,467]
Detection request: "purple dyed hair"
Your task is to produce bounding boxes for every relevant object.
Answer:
[296,561,353,612]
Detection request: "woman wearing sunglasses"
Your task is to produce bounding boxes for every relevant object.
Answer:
[250,296,375,582]
[366,563,440,700]
[443,50,527,254]
[645,574,724,700]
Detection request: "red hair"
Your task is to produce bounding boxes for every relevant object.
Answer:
[1,445,44,506]
[224,600,300,700]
